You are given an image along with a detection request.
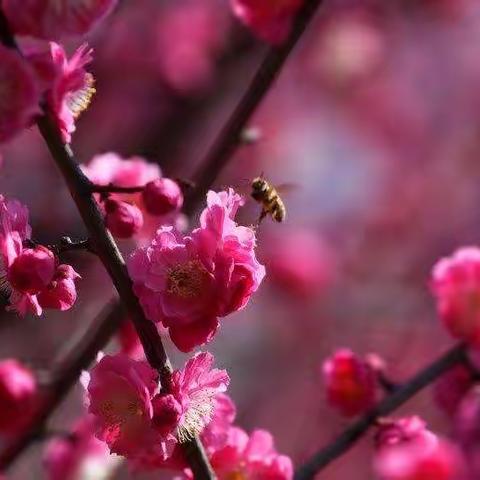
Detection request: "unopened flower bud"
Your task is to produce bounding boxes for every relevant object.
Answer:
[8,246,55,294]
[142,178,183,216]
[38,264,81,311]
[105,199,143,239]
[152,394,182,436]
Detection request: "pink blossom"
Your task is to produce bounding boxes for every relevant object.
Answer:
[43,417,121,480]
[206,427,293,480]
[142,178,184,217]
[322,349,377,417]
[374,422,464,480]
[0,359,37,434]
[3,0,118,40]
[104,199,144,239]
[230,0,303,45]
[0,45,39,144]
[431,247,480,346]
[37,264,81,312]
[375,416,438,451]
[81,153,160,188]
[129,189,264,352]
[167,352,230,442]
[86,354,158,457]
[8,245,55,294]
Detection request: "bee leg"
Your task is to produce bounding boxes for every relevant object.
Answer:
[257,209,268,226]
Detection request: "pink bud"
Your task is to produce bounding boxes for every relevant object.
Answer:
[0,359,37,433]
[38,264,81,311]
[152,394,182,436]
[105,199,143,239]
[322,349,377,417]
[142,178,184,216]
[8,246,55,294]
[431,247,480,346]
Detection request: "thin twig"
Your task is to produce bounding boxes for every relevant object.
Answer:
[294,343,467,480]
[183,0,324,216]
[90,183,146,194]
[0,11,214,479]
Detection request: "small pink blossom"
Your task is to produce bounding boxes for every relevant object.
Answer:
[3,0,118,40]
[431,247,480,346]
[322,349,378,417]
[374,419,464,480]
[230,0,303,45]
[167,352,230,442]
[43,417,121,480]
[104,199,144,239]
[82,153,161,188]
[86,354,158,457]
[8,245,55,294]
[0,45,39,144]
[142,178,184,217]
[0,359,37,434]
[37,264,81,312]
[129,189,265,352]
[206,427,293,480]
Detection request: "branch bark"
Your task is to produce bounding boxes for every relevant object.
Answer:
[183,0,324,216]
[294,343,467,480]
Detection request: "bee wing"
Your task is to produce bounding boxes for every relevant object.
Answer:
[274,183,299,195]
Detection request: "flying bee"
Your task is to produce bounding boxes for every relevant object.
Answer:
[251,176,287,224]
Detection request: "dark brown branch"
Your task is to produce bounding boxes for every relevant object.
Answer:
[183,0,324,216]
[90,183,146,194]
[294,343,467,480]
[0,11,214,479]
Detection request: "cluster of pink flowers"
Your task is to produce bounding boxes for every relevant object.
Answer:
[0,0,119,145]
[0,195,80,316]
[82,152,184,241]
[85,352,229,463]
[129,188,265,352]
[230,0,304,44]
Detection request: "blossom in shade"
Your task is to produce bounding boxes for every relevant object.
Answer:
[3,0,118,40]
[104,199,144,239]
[86,354,159,457]
[82,152,180,243]
[129,189,265,352]
[43,417,121,480]
[142,178,184,217]
[0,45,39,144]
[202,427,293,480]
[0,359,37,434]
[431,247,480,346]
[37,265,81,312]
[81,153,161,189]
[374,417,464,480]
[322,349,378,417]
[230,0,303,45]
[433,364,474,417]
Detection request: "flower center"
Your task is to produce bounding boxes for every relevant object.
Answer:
[167,260,209,299]
[99,399,143,426]
[226,471,246,480]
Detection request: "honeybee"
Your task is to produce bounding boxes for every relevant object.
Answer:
[251,176,287,224]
